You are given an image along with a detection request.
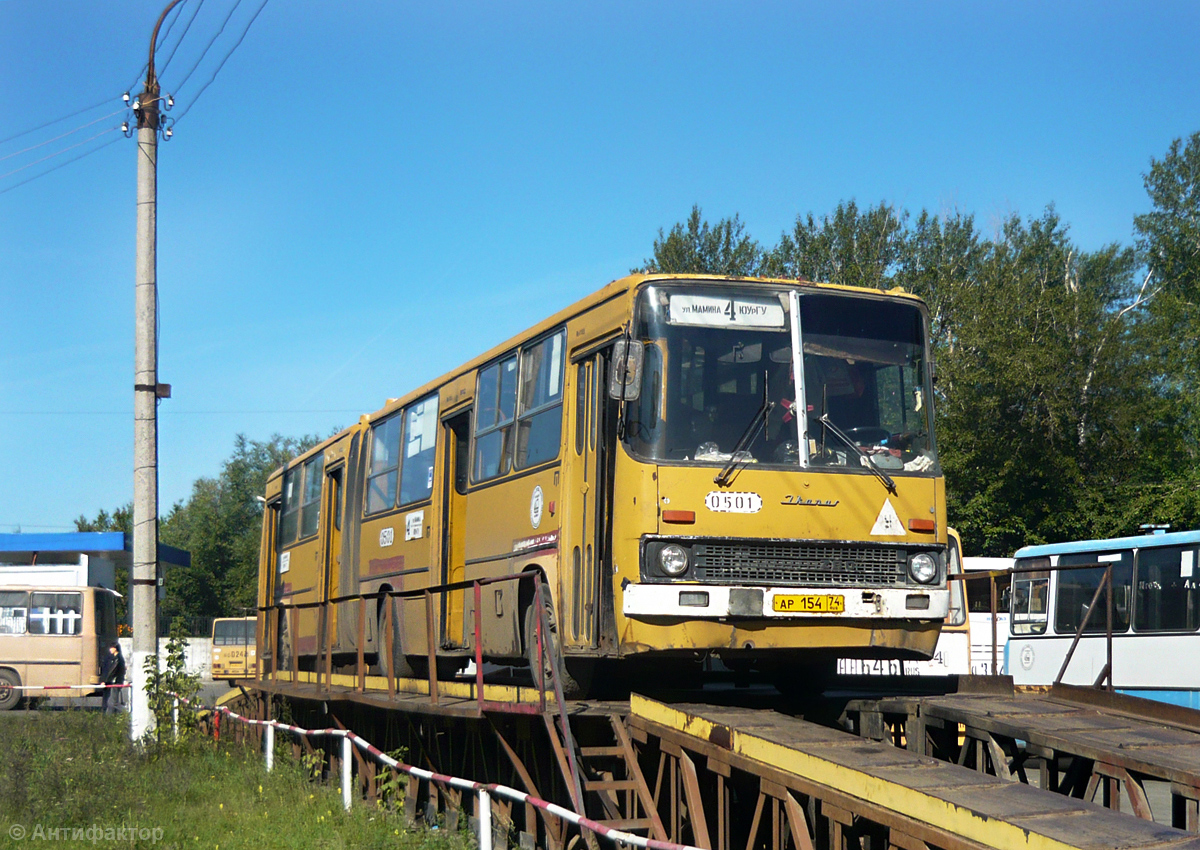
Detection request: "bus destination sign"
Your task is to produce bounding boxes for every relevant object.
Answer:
[668,294,785,328]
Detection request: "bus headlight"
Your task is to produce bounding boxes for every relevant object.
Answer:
[909,553,938,585]
[659,544,689,577]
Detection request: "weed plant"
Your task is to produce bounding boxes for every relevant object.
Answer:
[0,710,469,850]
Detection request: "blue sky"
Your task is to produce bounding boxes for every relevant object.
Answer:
[1,1,1197,532]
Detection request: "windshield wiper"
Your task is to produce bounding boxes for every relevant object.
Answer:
[715,373,774,487]
[818,413,897,494]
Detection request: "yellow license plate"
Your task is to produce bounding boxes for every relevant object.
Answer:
[772,594,845,614]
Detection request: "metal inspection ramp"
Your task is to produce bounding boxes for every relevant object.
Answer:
[629,694,1199,850]
[871,682,1200,831]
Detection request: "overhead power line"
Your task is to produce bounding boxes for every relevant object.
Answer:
[156,0,187,50]
[2,0,268,197]
[159,0,206,78]
[0,126,123,183]
[0,133,122,197]
[0,95,124,148]
[0,108,127,165]
[173,0,244,93]
[127,63,150,96]
[173,0,269,123]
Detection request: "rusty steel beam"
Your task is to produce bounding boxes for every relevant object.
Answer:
[492,722,565,850]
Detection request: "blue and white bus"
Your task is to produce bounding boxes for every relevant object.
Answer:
[1007,529,1200,708]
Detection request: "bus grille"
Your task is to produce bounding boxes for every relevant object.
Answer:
[693,542,906,587]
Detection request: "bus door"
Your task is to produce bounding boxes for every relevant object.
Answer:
[260,498,284,673]
[565,350,613,649]
[440,411,472,649]
[320,464,343,653]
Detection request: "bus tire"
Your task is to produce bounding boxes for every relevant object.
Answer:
[377,603,416,680]
[0,669,21,711]
[523,592,592,699]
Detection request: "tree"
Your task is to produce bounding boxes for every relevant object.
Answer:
[1128,131,1200,531]
[638,205,765,276]
[640,199,1179,554]
[764,200,908,290]
[74,505,132,535]
[75,504,133,622]
[159,433,324,627]
[75,433,324,632]
[1135,131,1200,303]
[894,209,984,356]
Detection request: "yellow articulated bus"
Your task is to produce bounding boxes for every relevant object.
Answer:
[257,273,950,697]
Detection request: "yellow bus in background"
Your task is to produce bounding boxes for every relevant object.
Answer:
[258,273,951,697]
[211,617,256,682]
[0,585,119,709]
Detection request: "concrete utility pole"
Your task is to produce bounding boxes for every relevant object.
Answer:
[131,0,183,742]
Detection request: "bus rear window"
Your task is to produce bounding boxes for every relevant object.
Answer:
[95,591,118,639]
[213,619,254,645]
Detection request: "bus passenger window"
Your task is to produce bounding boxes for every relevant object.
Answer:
[0,591,29,634]
[1055,551,1132,634]
[1135,546,1200,632]
[300,452,324,538]
[366,415,402,514]
[474,356,517,481]
[28,592,82,635]
[515,331,565,469]
[279,467,301,545]
[399,394,439,504]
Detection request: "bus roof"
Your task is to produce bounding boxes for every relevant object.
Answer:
[962,556,1015,572]
[1014,530,1200,559]
[266,273,931,484]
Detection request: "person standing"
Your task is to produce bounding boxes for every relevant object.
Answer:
[100,641,126,714]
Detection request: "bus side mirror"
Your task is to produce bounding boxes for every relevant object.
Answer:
[609,340,643,401]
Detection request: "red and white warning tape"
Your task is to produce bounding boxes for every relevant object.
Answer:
[9,683,130,691]
[172,693,699,850]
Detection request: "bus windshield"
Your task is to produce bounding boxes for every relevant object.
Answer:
[624,284,937,474]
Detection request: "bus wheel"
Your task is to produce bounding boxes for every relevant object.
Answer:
[523,593,592,699]
[0,669,21,711]
[377,604,416,680]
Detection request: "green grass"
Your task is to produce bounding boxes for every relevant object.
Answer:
[0,710,470,850]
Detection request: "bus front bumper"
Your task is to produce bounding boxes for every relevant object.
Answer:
[622,583,949,621]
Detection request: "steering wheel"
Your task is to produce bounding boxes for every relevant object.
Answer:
[843,426,891,447]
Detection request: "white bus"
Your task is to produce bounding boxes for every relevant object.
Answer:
[0,584,120,709]
[1007,529,1200,708]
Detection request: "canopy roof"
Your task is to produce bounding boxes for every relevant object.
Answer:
[0,531,190,569]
